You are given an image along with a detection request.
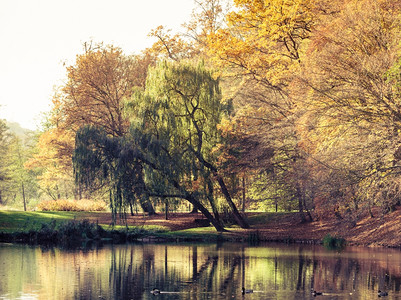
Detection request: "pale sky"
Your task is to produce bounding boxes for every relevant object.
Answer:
[0,0,195,130]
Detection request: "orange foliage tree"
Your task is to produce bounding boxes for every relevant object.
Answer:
[28,43,156,213]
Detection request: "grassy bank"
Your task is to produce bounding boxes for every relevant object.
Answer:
[0,211,170,245]
[0,211,282,244]
[3,209,401,247]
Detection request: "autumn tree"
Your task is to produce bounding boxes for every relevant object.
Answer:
[25,123,75,200]
[31,42,156,212]
[61,42,147,136]
[204,0,324,220]
[147,26,195,61]
[183,0,230,57]
[147,0,230,62]
[299,0,401,218]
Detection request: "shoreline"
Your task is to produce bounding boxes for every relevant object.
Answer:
[1,209,401,248]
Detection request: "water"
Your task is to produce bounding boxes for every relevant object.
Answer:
[1,242,401,299]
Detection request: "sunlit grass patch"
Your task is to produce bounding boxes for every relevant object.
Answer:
[0,211,74,232]
[106,224,169,233]
[247,212,291,225]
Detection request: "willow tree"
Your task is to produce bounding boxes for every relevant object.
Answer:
[73,126,151,222]
[125,60,249,230]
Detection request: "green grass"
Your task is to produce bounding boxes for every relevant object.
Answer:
[0,211,76,233]
[0,210,302,244]
[0,211,170,233]
[246,212,291,225]
[0,210,172,245]
[107,224,169,233]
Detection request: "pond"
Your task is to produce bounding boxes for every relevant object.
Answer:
[1,242,401,299]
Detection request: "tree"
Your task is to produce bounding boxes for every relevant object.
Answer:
[130,60,248,229]
[61,42,145,136]
[0,120,39,209]
[25,124,75,200]
[208,0,316,90]
[299,0,401,217]
[147,0,230,62]
[31,43,156,213]
[9,135,39,211]
[74,61,249,230]
[204,0,322,220]
[183,0,230,57]
[73,126,151,222]
[0,119,12,204]
[147,25,195,61]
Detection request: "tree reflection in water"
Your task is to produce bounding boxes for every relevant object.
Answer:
[1,243,401,299]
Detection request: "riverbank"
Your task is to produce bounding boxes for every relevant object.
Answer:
[1,209,401,247]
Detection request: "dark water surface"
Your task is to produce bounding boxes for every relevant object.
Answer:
[1,242,401,299]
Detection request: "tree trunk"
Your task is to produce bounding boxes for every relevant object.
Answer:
[242,176,246,212]
[139,196,156,215]
[190,205,199,213]
[186,194,225,232]
[21,182,26,211]
[191,149,249,229]
[296,184,306,223]
[207,179,222,225]
[136,170,156,215]
[165,198,169,220]
[215,174,250,229]
[302,193,313,221]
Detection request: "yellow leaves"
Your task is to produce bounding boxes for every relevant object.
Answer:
[26,128,74,173]
[208,0,316,86]
[147,25,195,61]
[216,117,233,137]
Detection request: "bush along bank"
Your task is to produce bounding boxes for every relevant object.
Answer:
[0,219,146,246]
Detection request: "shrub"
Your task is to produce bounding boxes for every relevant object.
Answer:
[37,199,107,212]
[58,219,105,242]
[322,234,346,250]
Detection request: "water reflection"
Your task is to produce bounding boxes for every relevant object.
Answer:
[1,242,401,299]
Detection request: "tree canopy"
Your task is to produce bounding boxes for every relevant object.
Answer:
[10,0,401,231]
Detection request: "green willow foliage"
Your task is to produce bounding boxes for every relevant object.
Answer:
[73,126,149,223]
[74,61,248,230]
[127,60,223,189]
[127,60,247,230]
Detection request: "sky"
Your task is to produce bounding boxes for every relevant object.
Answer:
[0,0,195,130]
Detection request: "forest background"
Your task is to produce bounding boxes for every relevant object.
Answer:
[1,0,401,231]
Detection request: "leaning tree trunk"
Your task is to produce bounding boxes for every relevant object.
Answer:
[135,171,156,215]
[206,179,222,225]
[215,174,250,229]
[194,151,250,229]
[186,193,225,232]
[139,195,156,215]
[190,205,199,213]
